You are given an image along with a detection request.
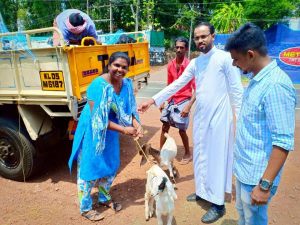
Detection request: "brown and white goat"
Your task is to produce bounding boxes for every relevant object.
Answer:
[145,164,177,225]
[140,133,178,182]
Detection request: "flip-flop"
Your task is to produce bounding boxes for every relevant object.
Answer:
[179,157,192,165]
[82,210,104,221]
[99,201,122,212]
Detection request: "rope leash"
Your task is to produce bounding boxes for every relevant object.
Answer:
[134,137,151,163]
[134,129,177,186]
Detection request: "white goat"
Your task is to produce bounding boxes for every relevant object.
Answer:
[145,164,177,225]
[160,133,177,180]
[140,133,178,182]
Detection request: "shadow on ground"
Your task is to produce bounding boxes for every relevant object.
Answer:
[27,125,160,185]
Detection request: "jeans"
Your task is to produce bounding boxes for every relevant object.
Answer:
[235,179,278,225]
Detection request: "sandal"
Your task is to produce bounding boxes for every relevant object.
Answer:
[82,210,104,221]
[179,156,192,165]
[99,201,122,212]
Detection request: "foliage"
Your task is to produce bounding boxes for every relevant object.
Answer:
[244,0,297,29]
[171,4,200,30]
[296,0,300,17]
[22,0,61,30]
[210,3,246,33]
[140,0,157,30]
[112,0,140,32]
[0,0,19,31]
[1,0,299,48]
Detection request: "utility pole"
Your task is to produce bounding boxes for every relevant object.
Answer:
[188,3,194,59]
[147,3,149,30]
[109,0,113,33]
[86,0,89,16]
[135,0,140,32]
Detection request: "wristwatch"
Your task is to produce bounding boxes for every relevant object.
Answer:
[259,178,273,191]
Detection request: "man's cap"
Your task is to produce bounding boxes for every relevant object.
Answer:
[69,13,84,27]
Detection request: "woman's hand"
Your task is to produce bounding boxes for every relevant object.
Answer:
[135,124,144,138]
[123,126,137,136]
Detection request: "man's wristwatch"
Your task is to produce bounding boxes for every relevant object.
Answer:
[259,178,273,191]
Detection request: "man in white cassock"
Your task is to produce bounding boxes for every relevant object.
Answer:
[138,22,243,224]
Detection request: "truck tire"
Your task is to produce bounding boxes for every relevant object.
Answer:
[0,122,35,181]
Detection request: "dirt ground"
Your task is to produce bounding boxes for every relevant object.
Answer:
[0,66,299,225]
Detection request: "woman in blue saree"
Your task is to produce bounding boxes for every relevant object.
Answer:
[68,52,143,221]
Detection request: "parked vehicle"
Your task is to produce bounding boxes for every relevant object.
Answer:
[0,27,150,181]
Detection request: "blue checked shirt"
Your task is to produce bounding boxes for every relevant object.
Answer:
[234,60,296,186]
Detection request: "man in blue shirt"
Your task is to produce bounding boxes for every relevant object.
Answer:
[53,9,98,46]
[225,23,296,225]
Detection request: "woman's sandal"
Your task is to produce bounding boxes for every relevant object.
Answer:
[99,201,122,212]
[82,210,104,221]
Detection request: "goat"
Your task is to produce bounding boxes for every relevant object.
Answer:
[140,133,178,182]
[145,164,177,225]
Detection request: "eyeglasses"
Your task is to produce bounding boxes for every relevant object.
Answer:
[193,33,211,42]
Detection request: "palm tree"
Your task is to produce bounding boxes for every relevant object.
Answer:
[210,3,246,34]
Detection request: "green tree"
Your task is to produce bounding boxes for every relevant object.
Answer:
[0,0,19,31]
[140,0,158,30]
[244,0,297,29]
[210,3,246,33]
[22,0,61,30]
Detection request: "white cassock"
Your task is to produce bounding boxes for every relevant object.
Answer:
[153,46,243,205]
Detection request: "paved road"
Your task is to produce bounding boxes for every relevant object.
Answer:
[297,88,300,110]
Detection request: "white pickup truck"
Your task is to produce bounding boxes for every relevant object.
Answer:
[0,27,150,181]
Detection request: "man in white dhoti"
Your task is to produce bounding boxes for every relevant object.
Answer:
[138,22,243,223]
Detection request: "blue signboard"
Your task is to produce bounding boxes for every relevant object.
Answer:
[214,24,300,84]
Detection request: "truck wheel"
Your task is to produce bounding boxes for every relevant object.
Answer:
[0,126,35,181]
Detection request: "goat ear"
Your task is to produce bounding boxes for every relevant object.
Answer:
[145,144,151,152]
[152,148,160,155]
[140,156,147,167]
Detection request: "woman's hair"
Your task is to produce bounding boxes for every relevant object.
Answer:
[108,52,130,66]
[102,52,130,74]
[225,23,267,56]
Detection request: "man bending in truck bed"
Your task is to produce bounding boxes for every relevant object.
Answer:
[53,9,99,46]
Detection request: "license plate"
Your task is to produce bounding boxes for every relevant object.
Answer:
[40,71,65,91]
